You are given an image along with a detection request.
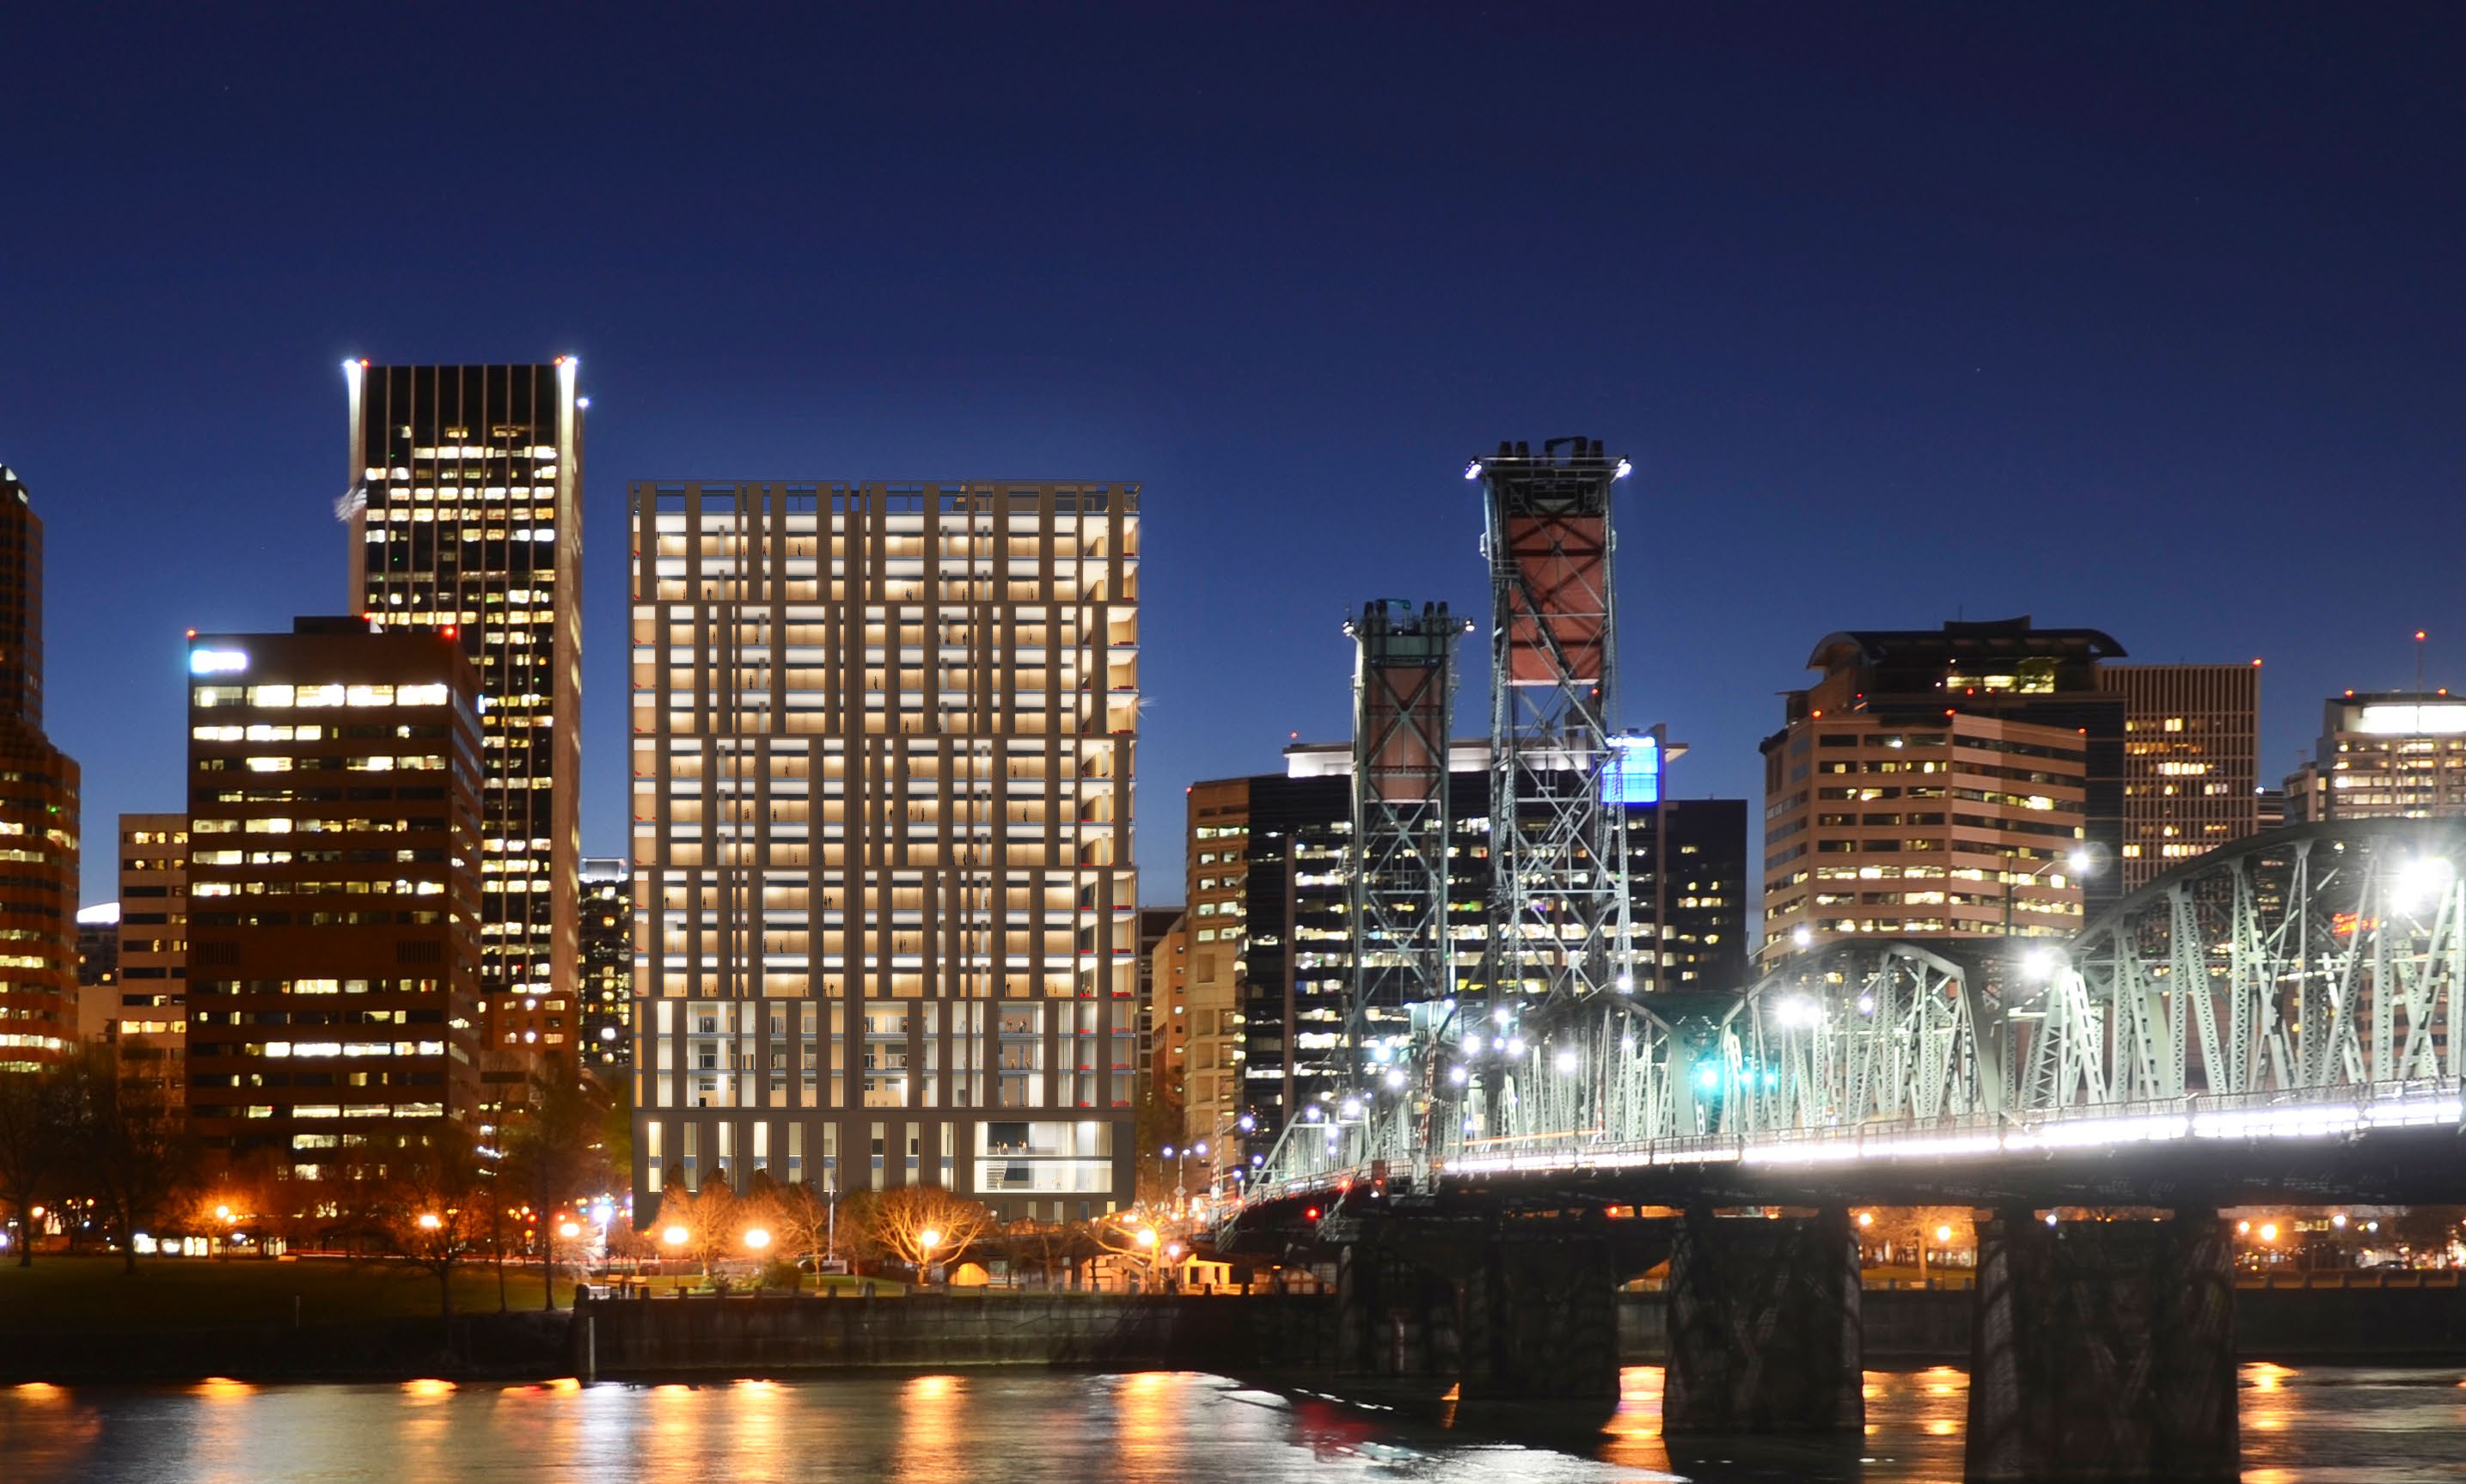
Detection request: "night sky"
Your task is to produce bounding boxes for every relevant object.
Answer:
[4,5,2461,919]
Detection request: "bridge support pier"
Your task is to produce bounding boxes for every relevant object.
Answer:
[1965,1206,2237,1484]
[1335,1243,1459,1378]
[1662,1205,1864,1433]
[1458,1231,1620,1401]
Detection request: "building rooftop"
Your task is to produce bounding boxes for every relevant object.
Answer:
[1807,616,2127,673]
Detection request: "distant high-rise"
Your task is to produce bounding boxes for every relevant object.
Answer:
[109,815,190,1100]
[577,857,631,1067]
[0,467,80,1072]
[1197,743,1748,1161]
[184,618,485,1172]
[344,362,583,1075]
[1759,618,2122,966]
[627,480,1139,1223]
[2285,692,2466,822]
[2097,663,2262,891]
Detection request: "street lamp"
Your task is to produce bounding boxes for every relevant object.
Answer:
[417,1212,443,1231]
[2004,846,2096,937]
[918,1227,941,1285]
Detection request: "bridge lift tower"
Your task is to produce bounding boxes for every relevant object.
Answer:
[1344,600,1471,1071]
[1475,437,1637,1012]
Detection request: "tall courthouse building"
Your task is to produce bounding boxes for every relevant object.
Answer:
[628,481,1139,1222]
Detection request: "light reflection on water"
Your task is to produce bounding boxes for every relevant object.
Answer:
[0,1363,2459,1483]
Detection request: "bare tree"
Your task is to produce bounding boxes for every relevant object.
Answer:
[499,1053,611,1310]
[998,1217,1099,1289]
[0,1068,70,1267]
[767,1182,838,1273]
[66,1041,193,1273]
[369,1123,488,1322]
[847,1184,993,1274]
[648,1176,741,1277]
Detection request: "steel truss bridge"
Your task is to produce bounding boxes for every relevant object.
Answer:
[1243,819,2466,1210]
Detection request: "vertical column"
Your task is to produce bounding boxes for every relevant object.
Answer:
[1459,1231,1619,1401]
[1336,1242,1461,1379]
[1662,1206,1863,1433]
[1966,1207,2237,1484]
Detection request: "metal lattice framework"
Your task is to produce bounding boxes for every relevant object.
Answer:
[1345,600,1468,1064]
[1249,819,2465,1197]
[1478,437,1634,1009]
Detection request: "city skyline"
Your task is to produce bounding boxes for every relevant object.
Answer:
[5,8,2463,923]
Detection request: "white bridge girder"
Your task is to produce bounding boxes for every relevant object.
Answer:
[1247,819,2466,1199]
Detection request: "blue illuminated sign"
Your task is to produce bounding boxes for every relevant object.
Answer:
[1606,734,1660,805]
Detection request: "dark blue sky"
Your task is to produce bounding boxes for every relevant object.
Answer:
[3,4,2461,913]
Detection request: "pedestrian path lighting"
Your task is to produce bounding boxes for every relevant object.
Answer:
[744,1227,771,1251]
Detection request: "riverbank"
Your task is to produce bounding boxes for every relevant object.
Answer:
[8,1275,2466,1385]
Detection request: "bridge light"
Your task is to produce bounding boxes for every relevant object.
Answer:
[1341,1098,1362,1119]
[1448,1066,1468,1085]
[1857,994,1876,1015]
[2023,947,2060,981]
[1792,925,1814,950]
[2066,848,2094,876]
[1505,1037,1526,1057]
[1776,996,1819,1028]
[1385,1070,1405,1089]
[2395,856,2456,913]
[1695,1066,1719,1090]
[1463,1035,1483,1054]
[1553,1048,1579,1074]
[1616,974,1634,993]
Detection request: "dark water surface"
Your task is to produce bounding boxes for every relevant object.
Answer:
[2,1363,2461,1483]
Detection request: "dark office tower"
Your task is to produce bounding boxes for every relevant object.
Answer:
[183,619,485,1176]
[1654,798,1749,992]
[0,468,79,1072]
[2097,663,2262,890]
[577,857,632,1067]
[1203,742,1747,1160]
[343,362,583,1077]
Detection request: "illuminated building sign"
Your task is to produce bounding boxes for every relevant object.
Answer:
[188,649,248,675]
[1606,734,1661,806]
[2354,703,2466,736]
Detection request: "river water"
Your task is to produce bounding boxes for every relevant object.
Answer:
[2,1363,2461,1483]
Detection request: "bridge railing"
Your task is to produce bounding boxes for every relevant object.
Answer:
[1240,1077,2464,1202]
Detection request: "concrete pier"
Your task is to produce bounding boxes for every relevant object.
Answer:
[1661,1206,1864,1433]
[1335,1243,1460,1378]
[1458,1231,1621,1402]
[1966,1208,2237,1484]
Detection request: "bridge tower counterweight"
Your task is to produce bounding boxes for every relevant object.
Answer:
[1477,437,1636,1010]
[1346,601,1470,1068]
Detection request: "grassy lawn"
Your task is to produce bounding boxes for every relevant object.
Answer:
[0,1255,556,1333]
